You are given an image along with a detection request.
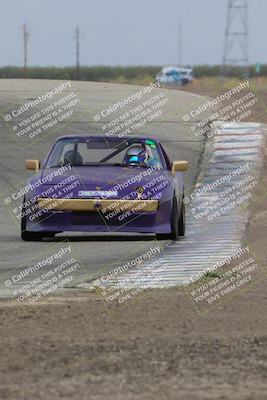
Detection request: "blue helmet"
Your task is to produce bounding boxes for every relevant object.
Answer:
[124,146,148,166]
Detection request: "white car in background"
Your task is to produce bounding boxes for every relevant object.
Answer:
[156,66,193,86]
[179,68,194,83]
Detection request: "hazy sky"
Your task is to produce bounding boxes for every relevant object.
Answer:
[0,0,265,67]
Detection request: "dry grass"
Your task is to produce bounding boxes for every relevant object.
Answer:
[182,76,267,123]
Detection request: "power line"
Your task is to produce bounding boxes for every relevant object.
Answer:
[178,19,182,67]
[23,23,30,72]
[75,26,80,80]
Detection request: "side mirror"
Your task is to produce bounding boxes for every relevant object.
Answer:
[171,161,188,175]
[25,159,40,171]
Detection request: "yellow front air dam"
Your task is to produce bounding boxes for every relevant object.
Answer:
[37,198,159,213]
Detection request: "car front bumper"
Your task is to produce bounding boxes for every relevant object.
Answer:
[25,197,172,234]
[37,198,159,213]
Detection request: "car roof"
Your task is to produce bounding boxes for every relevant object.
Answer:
[55,134,160,142]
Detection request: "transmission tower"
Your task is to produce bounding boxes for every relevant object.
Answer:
[222,0,249,77]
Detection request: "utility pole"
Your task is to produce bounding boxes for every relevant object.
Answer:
[75,26,80,80]
[23,23,30,73]
[178,19,182,68]
[221,0,249,78]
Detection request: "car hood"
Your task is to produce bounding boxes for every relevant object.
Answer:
[40,166,169,186]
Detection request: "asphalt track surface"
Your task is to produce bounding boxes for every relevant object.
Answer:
[0,79,208,294]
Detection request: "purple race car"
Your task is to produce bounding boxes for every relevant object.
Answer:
[21,135,188,241]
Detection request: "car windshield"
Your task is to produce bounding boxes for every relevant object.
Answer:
[45,137,163,169]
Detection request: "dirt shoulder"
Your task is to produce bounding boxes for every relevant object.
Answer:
[0,150,267,400]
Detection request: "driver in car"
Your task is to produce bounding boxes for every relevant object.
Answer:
[123,145,159,168]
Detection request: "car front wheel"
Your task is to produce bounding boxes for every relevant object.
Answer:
[156,195,180,241]
[178,199,185,236]
[21,197,43,241]
[21,231,44,241]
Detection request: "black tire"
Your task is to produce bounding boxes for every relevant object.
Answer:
[21,197,43,242]
[178,200,185,236]
[43,233,56,238]
[156,195,179,241]
[21,231,44,241]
